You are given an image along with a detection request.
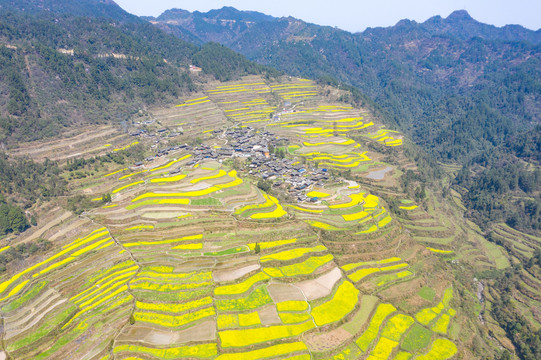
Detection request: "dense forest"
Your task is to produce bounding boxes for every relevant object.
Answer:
[0,152,66,203]
[0,194,28,235]
[454,127,541,233]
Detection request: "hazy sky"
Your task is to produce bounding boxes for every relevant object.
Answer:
[114,0,541,32]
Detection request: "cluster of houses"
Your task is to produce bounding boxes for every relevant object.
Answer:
[129,125,333,202]
[251,158,331,202]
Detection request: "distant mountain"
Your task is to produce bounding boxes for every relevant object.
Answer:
[420,10,541,44]
[0,0,140,22]
[0,1,271,144]
[149,8,541,162]
[145,6,275,45]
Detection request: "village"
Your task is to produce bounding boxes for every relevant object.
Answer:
[128,123,332,203]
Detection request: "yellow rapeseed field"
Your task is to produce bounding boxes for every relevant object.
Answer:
[214,272,269,296]
[311,281,359,326]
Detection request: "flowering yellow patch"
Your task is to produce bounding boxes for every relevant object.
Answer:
[348,268,380,282]
[247,239,297,251]
[426,247,454,254]
[63,283,130,329]
[150,154,192,172]
[134,306,215,328]
[342,257,402,272]
[329,193,365,209]
[124,234,202,247]
[131,280,212,292]
[171,243,203,250]
[114,343,217,359]
[136,297,212,313]
[415,308,439,326]
[342,211,369,222]
[104,168,127,177]
[265,254,334,278]
[238,312,261,327]
[431,314,451,334]
[356,303,397,351]
[215,272,270,296]
[416,339,457,360]
[137,270,211,283]
[367,337,399,360]
[260,245,327,263]
[380,263,408,272]
[112,180,144,194]
[277,301,309,312]
[0,229,111,300]
[381,314,415,341]
[219,321,315,348]
[132,171,241,202]
[303,139,355,147]
[71,268,137,304]
[306,191,330,198]
[114,141,139,152]
[378,216,392,228]
[377,270,412,286]
[251,194,287,219]
[125,225,154,231]
[214,342,308,360]
[120,170,147,180]
[279,312,312,324]
[363,194,379,208]
[235,194,274,215]
[217,314,238,329]
[356,225,378,234]
[215,286,272,312]
[190,170,227,184]
[286,205,324,213]
[400,205,418,210]
[150,174,187,183]
[311,281,359,326]
[305,220,346,231]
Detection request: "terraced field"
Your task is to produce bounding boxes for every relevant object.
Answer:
[0,75,490,359]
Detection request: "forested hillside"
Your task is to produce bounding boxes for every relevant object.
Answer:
[0,1,270,144]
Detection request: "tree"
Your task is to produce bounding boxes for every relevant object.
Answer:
[257,180,271,193]
[254,243,261,254]
[102,193,112,203]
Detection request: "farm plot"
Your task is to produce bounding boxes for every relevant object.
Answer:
[366,129,403,147]
[1,226,135,359]
[271,81,319,102]
[415,287,456,335]
[311,281,359,326]
[342,258,410,283]
[263,254,334,278]
[236,192,287,219]
[287,189,392,235]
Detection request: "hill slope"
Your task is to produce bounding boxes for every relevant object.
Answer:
[0,1,271,144]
